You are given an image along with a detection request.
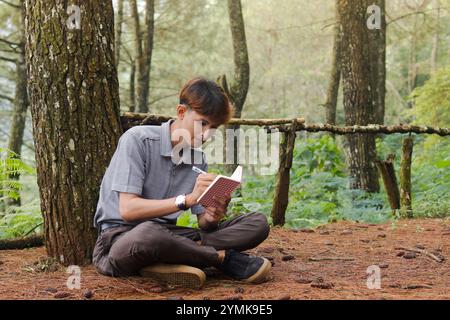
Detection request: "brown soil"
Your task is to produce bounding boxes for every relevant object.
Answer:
[0,218,449,300]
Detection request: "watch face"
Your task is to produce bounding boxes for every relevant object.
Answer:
[176,195,186,210]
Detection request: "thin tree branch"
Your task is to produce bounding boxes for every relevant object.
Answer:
[387,6,450,25]
[0,0,21,9]
[0,38,20,47]
[0,47,19,54]
[0,93,14,102]
[0,55,17,63]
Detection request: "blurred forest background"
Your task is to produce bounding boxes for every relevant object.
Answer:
[0,0,449,241]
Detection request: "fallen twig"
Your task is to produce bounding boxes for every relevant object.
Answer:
[394,246,445,263]
[309,256,355,262]
[389,283,433,290]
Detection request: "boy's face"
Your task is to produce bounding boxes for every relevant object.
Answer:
[176,105,221,148]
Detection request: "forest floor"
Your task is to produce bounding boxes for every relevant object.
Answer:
[0,218,449,300]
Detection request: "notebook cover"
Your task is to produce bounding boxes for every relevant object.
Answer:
[197,177,241,208]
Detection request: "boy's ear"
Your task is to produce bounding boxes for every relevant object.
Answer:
[176,104,188,120]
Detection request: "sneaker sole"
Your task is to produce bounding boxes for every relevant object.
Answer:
[140,264,206,289]
[243,257,271,284]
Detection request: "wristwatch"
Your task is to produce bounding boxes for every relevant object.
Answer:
[175,194,188,211]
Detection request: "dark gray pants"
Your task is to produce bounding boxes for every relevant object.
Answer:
[92,212,270,277]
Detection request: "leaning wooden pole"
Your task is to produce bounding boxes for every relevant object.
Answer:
[375,154,400,214]
[271,123,297,226]
[400,136,414,218]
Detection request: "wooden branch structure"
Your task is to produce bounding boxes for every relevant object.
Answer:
[271,123,450,136]
[120,113,450,227]
[121,112,306,130]
[121,113,450,136]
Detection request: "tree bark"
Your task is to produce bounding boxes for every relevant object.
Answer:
[337,0,380,192]
[130,0,154,113]
[25,0,122,265]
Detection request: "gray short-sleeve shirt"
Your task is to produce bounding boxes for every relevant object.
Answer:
[93,120,207,228]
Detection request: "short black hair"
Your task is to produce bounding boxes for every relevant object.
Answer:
[179,77,233,125]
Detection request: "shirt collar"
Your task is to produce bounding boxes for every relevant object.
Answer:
[160,119,175,157]
[160,119,205,163]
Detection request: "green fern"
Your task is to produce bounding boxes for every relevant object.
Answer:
[0,148,35,200]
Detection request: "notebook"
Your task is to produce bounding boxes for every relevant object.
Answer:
[197,166,243,208]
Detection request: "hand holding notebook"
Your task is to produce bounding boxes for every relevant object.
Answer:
[192,166,243,208]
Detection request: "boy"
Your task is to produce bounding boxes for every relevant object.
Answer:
[93,77,271,288]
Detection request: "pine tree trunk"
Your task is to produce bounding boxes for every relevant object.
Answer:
[129,62,136,113]
[337,0,380,193]
[224,0,250,174]
[368,0,386,125]
[24,0,122,265]
[130,0,154,113]
[324,2,342,127]
[227,0,250,117]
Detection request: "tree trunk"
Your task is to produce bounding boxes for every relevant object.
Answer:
[25,0,123,265]
[115,0,124,68]
[6,4,28,207]
[227,0,250,117]
[223,0,250,174]
[324,2,343,128]
[129,61,136,113]
[130,0,154,113]
[408,20,419,97]
[337,0,380,193]
[368,0,386,125]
